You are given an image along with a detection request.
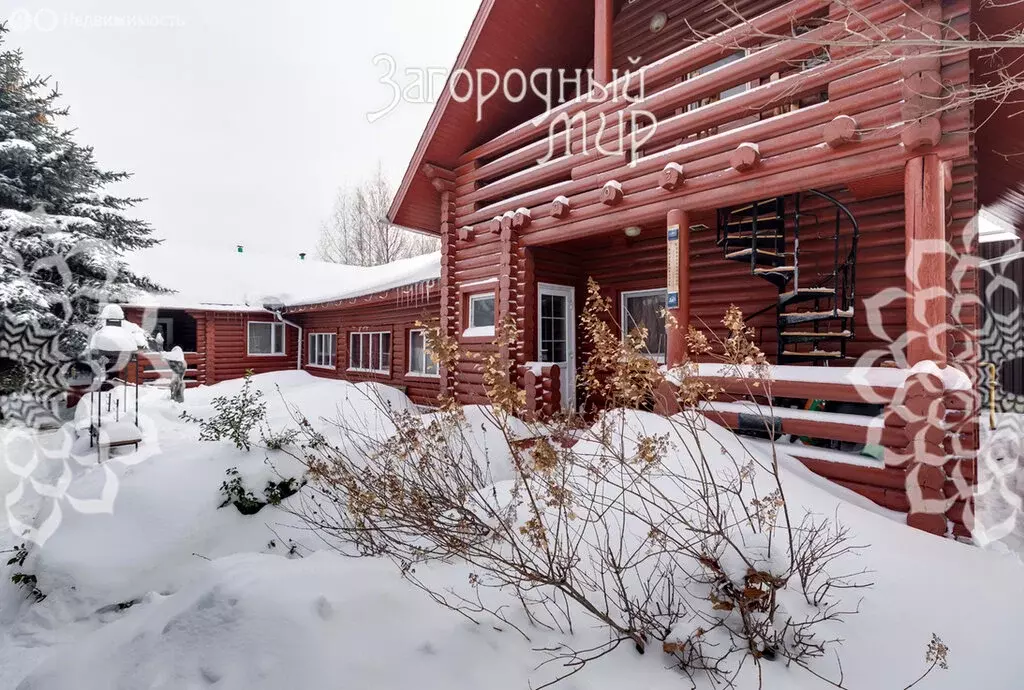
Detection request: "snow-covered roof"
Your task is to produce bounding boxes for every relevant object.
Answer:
[122,244,440,312]
[285,251,441,308]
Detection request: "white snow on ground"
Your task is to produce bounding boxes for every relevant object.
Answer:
[1,372,1023,689]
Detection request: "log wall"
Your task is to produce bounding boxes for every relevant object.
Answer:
[205,312,299,384]
[288,291,442,408]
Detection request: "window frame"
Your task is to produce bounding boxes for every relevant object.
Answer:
[307,332,337,369]
[407,328,439,378]
[347,330,392,374]
[620,288,668,364]
[468,293,496,330]
[246,321,286,357]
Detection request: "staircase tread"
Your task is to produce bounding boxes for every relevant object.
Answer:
[782,308,854,318]
[725,248,785,259]
[726,214,782,224]
[754,266,795,274]
[780,330,852,338]
[726,233,783,240]
[782,287,835,296]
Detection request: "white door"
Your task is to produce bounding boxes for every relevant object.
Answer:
[537,283,576,410]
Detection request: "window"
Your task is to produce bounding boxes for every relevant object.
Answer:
[464,290,495,335]
[247,322,285,355]
[348,331,391,373]
[408,329,439,376]
[468,293,496,332]
[308,332,336,368]
[621,289,667,363]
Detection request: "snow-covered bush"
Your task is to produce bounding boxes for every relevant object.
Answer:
[218,467,305,516]
[288,285,870,686]
[261,426,300,450]
[181,371,267,451]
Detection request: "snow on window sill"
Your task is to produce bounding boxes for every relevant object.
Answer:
[247,351,286,357]
[307,364,336,370]
[348,367,390,375]
[462,326,495,338]
[406,371,440,379]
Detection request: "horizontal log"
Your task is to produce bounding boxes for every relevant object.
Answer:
[456,0,834,167]
[703,408,906,446]
[464,79,903,225]
[696,376,899,404]
[520,134,965,246]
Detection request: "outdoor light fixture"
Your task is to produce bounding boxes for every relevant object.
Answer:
[650,11,668,33]
[624,226,642,238]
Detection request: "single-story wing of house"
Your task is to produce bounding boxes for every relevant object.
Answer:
[121,245,442,406]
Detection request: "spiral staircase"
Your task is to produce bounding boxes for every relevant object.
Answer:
[716,190,860,365]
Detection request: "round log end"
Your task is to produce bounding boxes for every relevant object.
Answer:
[730,143,760,172]
[458,226,475,242]
[906,511,947,535]
[600,184,624,206]
[823,115,858,148]
[900,118,942,151]
[659,165,684,191]
[550,198,570,219]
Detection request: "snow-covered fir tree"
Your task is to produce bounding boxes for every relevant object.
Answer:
[0,26,162,329]
[0,24,162,417]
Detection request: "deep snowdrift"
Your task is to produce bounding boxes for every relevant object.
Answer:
[2,372,1023,689]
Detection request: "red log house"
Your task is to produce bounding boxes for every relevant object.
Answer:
[381,0,1022,537]
[115,0,1020,539]
[121,248,442,407]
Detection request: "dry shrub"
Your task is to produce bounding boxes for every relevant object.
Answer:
[285,281,874,688]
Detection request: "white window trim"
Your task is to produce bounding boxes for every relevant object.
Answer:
[246,321,286,357]
[348,330,392,374]
[466,293,496,336]
[307,332,337,370]
[620,288,668,364]
[407,328,440,378]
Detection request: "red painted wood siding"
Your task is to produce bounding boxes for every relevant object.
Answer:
[206,312,299,384]
[290,294,442,408]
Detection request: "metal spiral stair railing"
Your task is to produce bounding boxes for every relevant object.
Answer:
[716,189,860,365]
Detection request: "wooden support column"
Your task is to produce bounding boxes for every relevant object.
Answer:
[903,155,947,366]
[666,209,691,367]
[594,0,613,85]
[436,179,458,401]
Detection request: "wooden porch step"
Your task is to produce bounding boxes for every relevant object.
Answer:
[782,349,842,358]
[726,213,782,226]
[779,287,835,305]
[725,248,787,266]
[730,201,781,216]
[726,232,783,241]
[780,330,852,342]
[779,307,854,325]
[753,265,794,275]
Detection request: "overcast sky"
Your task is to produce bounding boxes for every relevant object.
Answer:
[3,0,479,258]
